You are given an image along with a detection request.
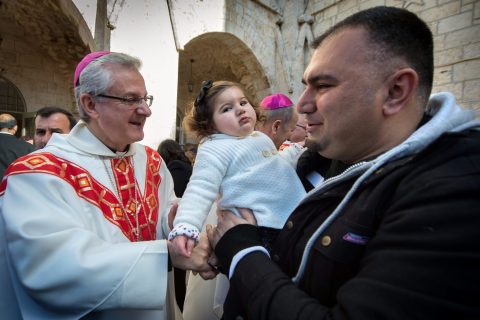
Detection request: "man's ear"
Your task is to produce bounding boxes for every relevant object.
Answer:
[272,119,282,134]
[79,93,98,119]
[383,68,418,116]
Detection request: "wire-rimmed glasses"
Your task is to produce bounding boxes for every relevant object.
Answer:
[96,94,154,108]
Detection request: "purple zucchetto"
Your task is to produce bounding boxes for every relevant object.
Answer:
[259,93,294,110]
[73,51,111,87]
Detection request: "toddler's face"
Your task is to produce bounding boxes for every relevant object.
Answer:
[211,87,256,137]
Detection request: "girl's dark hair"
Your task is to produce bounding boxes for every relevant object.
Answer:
[183,80,260,140]
[157,139,189,165]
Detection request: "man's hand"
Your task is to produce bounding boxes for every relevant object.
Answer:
[206,208,257,250]
[168,233,218,280]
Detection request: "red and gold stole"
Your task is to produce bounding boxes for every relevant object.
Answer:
[0,147,162,242]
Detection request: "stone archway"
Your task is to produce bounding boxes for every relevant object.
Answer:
[177,32,270,142]
[0,76,29,137]
[0,0,95,115]
[2,0,95,77]
[0,76,26,113]
[0,0,95,137]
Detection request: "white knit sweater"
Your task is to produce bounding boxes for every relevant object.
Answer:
[169,131,306,240]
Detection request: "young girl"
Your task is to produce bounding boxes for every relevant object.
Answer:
[168,80,306,257]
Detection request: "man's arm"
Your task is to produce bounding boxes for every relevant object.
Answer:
[157,159,178,236]
[207,211,331,319]
[1,173,170,316]
[208,166,480,320]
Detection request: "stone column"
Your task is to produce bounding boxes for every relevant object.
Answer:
[94,0,110,51]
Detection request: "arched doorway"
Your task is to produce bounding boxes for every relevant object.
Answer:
[0,0,95,139]
[177,32,270,143]
[0,76,31,138]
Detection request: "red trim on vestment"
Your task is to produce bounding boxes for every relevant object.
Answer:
[0,148,162,242]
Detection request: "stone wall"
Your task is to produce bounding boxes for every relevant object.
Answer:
[1,0,477,144]
[424,0,480,111]
[0,0,93,115]
[319,0,479,110]
[226,0,281,92]
[0,8,73,113]
[224,0,479,111]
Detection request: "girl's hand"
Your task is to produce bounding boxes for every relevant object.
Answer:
[172,235,193,257]
[169,233,215,278]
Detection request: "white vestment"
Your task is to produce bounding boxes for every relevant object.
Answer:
[0,122,178,319]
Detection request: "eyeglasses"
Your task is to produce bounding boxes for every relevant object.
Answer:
[96,94,154,107]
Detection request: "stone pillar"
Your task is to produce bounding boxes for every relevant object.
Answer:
[94,0,110,51]
[293,13,314,99]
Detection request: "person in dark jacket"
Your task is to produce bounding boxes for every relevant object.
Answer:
[0,113,34,178]
[295,141,333,192]
[158,139,193,198]
[157,138,193,311]
[206,6,480,320]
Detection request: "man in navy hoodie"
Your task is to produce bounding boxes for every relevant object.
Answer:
[208,6,480,320]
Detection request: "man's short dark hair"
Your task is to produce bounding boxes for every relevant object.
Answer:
[313,6,433,104]
[36,106,78,130]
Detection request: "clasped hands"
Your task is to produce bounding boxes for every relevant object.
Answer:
[168,207,256,280]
